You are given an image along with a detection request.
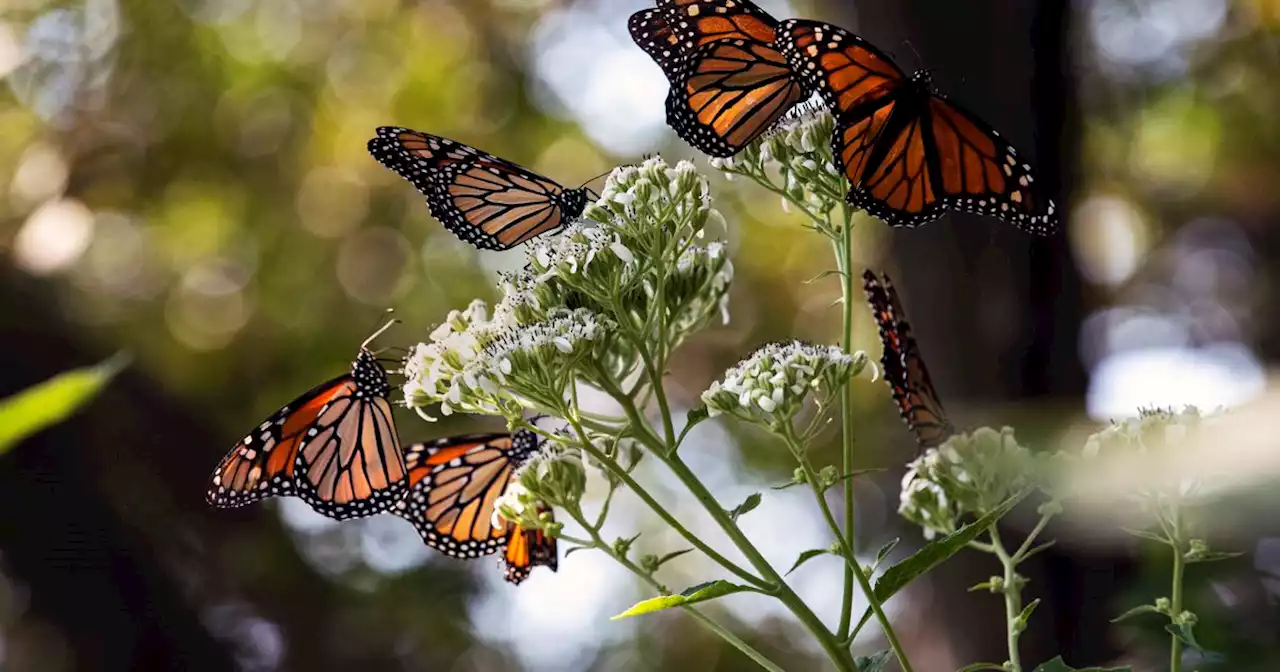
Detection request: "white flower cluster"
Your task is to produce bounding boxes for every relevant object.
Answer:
[899,427,1033,539]
[1080,406,1215,501]
[701,341,868,426]
[402,304,611,421]
[583,156,719,249]
[709,104,846,220]
[666,241,735,334]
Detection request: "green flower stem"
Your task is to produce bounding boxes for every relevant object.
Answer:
[1012,513,1053,562]
[561,506,787,672]
[989,527,1025,672]
[779,424,914,672]
[1169,505,1187,672]
[835,202,858,640]
[592,371,858,671]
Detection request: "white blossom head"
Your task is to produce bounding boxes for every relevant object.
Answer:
[583,155,720,251]
[701,341,869,427]
[1078,406,1215,501]
[898,427,1033,539]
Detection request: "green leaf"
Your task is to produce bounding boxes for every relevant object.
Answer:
[957,664,1007,672]
[1110,604,1162,623]
[854,650,893,672]
[1165,622,1215,654]
[872,538,900,571]
[675,407,709,451]
[853,488,1031,634]
[726,493,762,522]
[1185,550,1244,564]
[803,268,848,285]
[1121,527,1172,546]
[611,580,755,620]
[0,354,127,455]
[564,546,596,558]
[1015,598,1041,627]
[786,549,830,576]
[968,581,997,593]
[653,548,694,568]
[1032,656,1131,672]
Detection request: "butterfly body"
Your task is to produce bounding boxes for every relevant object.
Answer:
[207,340,407,521]
[777,20,1058,234]
[368,127,587,250]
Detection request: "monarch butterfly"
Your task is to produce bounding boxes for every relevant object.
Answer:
[368,127,590,251]
[862,271,955,448]
[206,322,408,520]
[629,1,812,158]
[393,430,557,585]
[776,20,1058,235]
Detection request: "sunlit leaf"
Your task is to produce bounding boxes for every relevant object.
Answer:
[611,580,755,620]
[0,354,127,455]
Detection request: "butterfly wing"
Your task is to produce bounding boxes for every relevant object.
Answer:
[629,9,683,79]
[862,271,954,448]
[290,351,407,520]
[918,97,1058,234]
[394,430,540,558]
[206,374,354,508]
[502,504,558,585]
[368,128,583,250]
[668,39,810,157]
[632,0,809,157]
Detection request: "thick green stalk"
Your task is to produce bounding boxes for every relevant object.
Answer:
[836,204,858,639]
[989,528,1024,672]
[1169,507,1186,672]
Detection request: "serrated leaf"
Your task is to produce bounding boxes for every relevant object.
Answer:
[1185,550,1244,564]
[1032,656,1132,672]
[0,354,127,454]
[1121,527,1172,546]
[653,548,694,568]
[611,580,754,620]
[786,549,830,576]
[853,488,1031,634]
[726,493,762,522]
[1110,604,1161,623]
[1165,622,1215,654]
[675,407,710,451]
[958,664,1007,672]
[872,538,900,571]
[854,650,893,672]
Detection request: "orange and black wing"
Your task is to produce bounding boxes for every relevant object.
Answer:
[631,0,810,157]
[393,430,540,558]
[862,271,954,449]
[290,351,407,520]
[502,504,558,585]
[917,96,1057,234]
[207,374,354,509]
[368,128,587,250]
[779,19,1057,233]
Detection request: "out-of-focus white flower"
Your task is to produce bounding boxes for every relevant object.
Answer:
[1079,406,1217,501]
[701,341,869,426]
[899,427,1034,539]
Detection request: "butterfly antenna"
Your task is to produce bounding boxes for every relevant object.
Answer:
[362,313,400,351]
[579,168,615,189]
[901,39,924,72]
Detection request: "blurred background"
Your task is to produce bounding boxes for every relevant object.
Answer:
[2,0,1279,670]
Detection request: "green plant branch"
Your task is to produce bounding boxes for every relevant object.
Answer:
[989,527,1025,672]
[778,423,914,672]
[1168,505,1187,672]
[835,202,858,640]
